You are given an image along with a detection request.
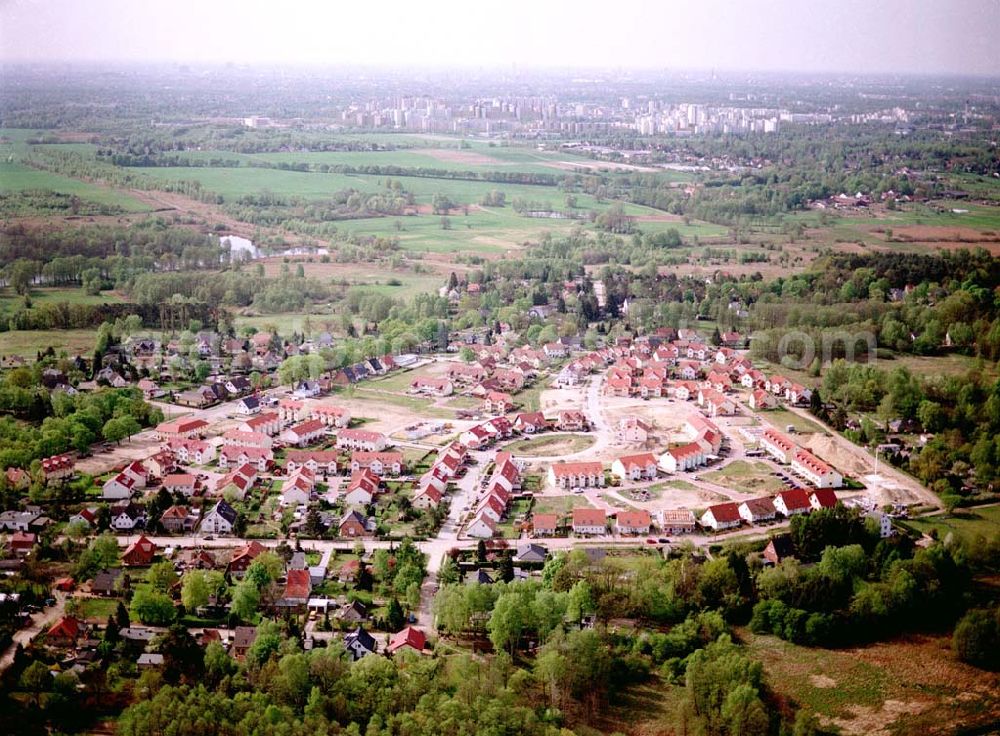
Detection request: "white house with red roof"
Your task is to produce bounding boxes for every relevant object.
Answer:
[156,418,208,439]
[749,389,778,411]
[760,428,796,464]
[466,513,497,539]
[549,461,605,489]
[285,450,338,477]
[343,469,380,506]
[700,502,741,531]
[219,445,272,472]
[162,473,197,497]
[238,412,282,436]
[337,429,389,453]
[616,510,652,535]
[659,443,705,473]
[350,451,404,476]
[310,403,352,428]
[166,438,215,465]
[280,419,327,448]
[773,488,813,516]
[792,450,843,488]
[611,453,659,482]
[513,411,548,434]
[809,488,839,510]
[572,508,607,535]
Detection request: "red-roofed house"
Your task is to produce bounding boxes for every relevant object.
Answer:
[41,454,75,483]
[281,419,327,448]
[350,451,404,476]
[773,489,812,517]
[659,443,705,473]
[47,616,83,646]
[337,429,389,453]
[549,461,604,489]
[572,508,607,536]
[122,535,158,566]
[760,428,796,464]
[792,450,843,489]
[809,488,839,510]
[700,502,741,531]
[387,626,427,655]
[738,497,777,524]
[616,510,652,535]
[532,513,559,537]
[611,453,659,482]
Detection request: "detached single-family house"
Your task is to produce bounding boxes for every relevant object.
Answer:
[700,502,741,531]
[611,453,659,482]
[616,510,652,535]
[572,508,607,536]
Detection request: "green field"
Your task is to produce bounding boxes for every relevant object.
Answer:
[531,494,595,516]
[0,129,151,212]
[904,505,1000,544]
[763,408,828,435]
[702,460,787,494]
[507,433,596,456]
[0,286,124,311]
[0,328,98,357]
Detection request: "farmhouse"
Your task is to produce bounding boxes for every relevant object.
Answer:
[611,453,659,482]
[548,461,605,489]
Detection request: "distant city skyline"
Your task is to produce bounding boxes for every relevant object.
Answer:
[2,0,1000,77]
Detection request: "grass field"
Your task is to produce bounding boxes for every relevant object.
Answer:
[763,408,827,435]
[904,505,1000,544]
[0,328,98,357]
[507,433,596,456]
[0,129,151,212]
[531,494,595,515]
[702,460,787,494]
[743,629,1000,736]
[0,286,124,311]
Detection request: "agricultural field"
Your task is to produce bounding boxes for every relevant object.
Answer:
[0,328,100,357]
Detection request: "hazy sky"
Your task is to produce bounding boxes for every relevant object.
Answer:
[2,0,999,75]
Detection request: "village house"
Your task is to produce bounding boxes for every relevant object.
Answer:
[238,412,282,436]
[482,391,514,416]
[280,419,327,448]
[41,454,75,483]
[102,472,138,501]
[343,626,377,660]
[773,488,813,517]
[531,513,559,537]
[791,449,843,489]
[809,488,839,511]
[738,497,777,524]
[387,626,427,656]
[412,484,443,510]
[162,473,197,497]
[343,469,380,506]
[110,502,146,531]
[659,443,705,473]
[513,411,548,434]
[9,531,36,556]
[763,535,796,566]
[232,626,257,661]
[278,399,307,422]
[572,508,607,536]
[216,464,258,500]
[616,416,652,443]
[339,509,371,538]
[310,403,352,428]
[448,362,488,384]
[698,388,736,417]
[280,468,315,506]
[160,505,198,533]
[336,429,389,453]
[122,535,158,566]
[760,427,796,464]
[201,500,238,535]
[616,510,652,535]
[350,451,404,476]
[700,502,741,531]
[611,453,659,482]
[749,389,778,411]
[659,509,697,535]
[227,541,267,577]
[145,450,176,479]
[409,376,454,397]
[285,450,338,478]
[236,396,261,415]
[557,410,588,432]
[466,513,497,539]
[166,439,215,465]
[549,461,605,489]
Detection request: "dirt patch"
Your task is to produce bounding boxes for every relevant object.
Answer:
[542,159,659,173]
[887,225,999,242]
[413,148,506,166]
[809,674,837,688]
[827,700,930,736]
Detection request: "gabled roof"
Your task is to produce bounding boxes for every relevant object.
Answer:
[704,502,741,523]
[387,626,427,654]
[775,488,811,511]
[344,626,377,652]
[572,508,607,527]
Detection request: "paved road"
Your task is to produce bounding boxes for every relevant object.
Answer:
[0,591,67,674]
